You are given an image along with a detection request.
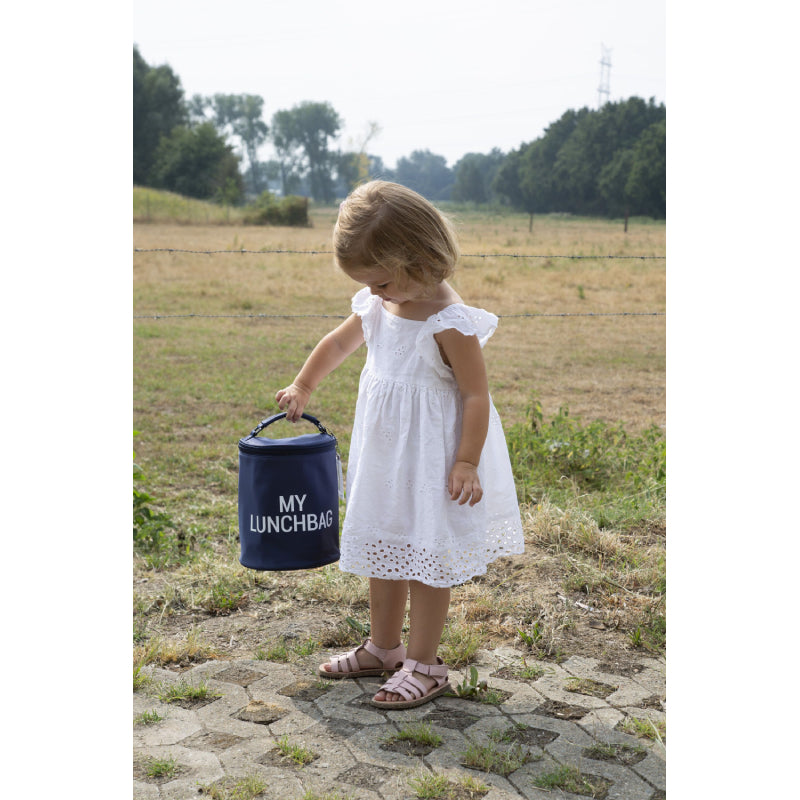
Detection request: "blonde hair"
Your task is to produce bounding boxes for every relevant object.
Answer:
[333,180,460,289]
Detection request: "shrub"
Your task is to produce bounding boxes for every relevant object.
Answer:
[243,192,310,227]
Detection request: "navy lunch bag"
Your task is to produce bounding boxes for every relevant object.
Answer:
[238,413,342,571]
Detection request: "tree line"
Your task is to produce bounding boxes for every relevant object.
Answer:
[134,46,665,219]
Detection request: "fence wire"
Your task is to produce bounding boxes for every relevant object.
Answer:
[134,311,664,320]
[134,247,665,260]
[133,246,665,320]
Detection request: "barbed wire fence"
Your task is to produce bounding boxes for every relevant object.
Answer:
[133,247,666,321]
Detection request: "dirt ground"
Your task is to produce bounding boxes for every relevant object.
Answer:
[134,526,664,676]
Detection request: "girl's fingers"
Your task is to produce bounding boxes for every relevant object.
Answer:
[449,479,484,505]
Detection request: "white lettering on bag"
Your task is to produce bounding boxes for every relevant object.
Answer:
[250,494,333,535]
[278,494,307,512]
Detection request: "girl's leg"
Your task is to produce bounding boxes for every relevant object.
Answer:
[320,577,407,673]
[369,577,408,651]
[374,580,450,702]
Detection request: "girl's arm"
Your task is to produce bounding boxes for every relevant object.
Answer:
[435,328,490,506]
[275,313,365,422]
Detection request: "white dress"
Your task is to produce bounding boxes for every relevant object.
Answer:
[339,288,525,588]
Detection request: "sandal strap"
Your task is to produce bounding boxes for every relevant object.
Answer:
[328,638,405,673]
[363,638,405,668]
[329,646,360,673]
[377,657,449,701]
[380,671,426,701]
[403,657,448,680]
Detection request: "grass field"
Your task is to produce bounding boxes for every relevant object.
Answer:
[133,199,666,673]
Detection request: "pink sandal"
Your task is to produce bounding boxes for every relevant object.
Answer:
[370,657,452,709]
[318,638,406,679]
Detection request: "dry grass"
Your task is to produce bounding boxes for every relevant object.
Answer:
[133,205,666,667]
[134,206,665,433]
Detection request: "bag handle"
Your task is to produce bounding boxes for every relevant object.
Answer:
[246,412,335,440]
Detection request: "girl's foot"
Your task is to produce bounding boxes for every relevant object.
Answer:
[371,658,451,708]
[318,638,406,679]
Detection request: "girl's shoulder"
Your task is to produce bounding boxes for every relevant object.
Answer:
[351,286,379,316]
[426,303,498,343]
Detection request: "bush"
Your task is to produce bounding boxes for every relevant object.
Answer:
[243,192,310,227]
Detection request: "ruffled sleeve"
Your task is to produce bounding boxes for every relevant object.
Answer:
[415,304,499,378]
[351,287,382,343]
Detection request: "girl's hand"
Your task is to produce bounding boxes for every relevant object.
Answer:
[275,383,311,422]
[448,461,484,506]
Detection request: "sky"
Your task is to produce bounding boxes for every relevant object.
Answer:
[133,0,665,169]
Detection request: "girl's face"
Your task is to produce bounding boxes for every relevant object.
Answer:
[347,267,423,305]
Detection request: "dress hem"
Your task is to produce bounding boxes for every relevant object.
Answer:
[337,545,525,589]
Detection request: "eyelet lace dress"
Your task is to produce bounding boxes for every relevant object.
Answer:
[339,288,524,588]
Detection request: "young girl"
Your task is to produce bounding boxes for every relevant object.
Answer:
[275,181,524,709]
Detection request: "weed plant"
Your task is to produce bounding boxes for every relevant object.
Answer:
[134,709,164,725]
[439,620,483,667]
[453,666,488,699]
[145,755,178,779]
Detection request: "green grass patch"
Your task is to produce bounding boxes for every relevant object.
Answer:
[461,740,533,776]
[618,715,666,743]
[506,400,665,531]
[145,755,179,779]
[199,775,269,800]
[134,186,309,227]
[533,764,611,797]
[134,709,164,725]
[386,722,443,749]
[254,635,321,662]
[409,772,489,798]
[275,735,316,766]
[157,678,221,704]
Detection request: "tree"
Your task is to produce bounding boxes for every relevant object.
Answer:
[148,122,243,201]
[625,120,666,218]
[189,93,269,196]
[394,150,453,201]
[452,149,506,204]
[336,151,362,196]
[133,46,187,185]
[492,98,665,220]
[270,109,304,196]
[336,122,382,194]
[493,109,587,224]
[270,101,342,202]
[597,148,635,218]
[552,98,664,214]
